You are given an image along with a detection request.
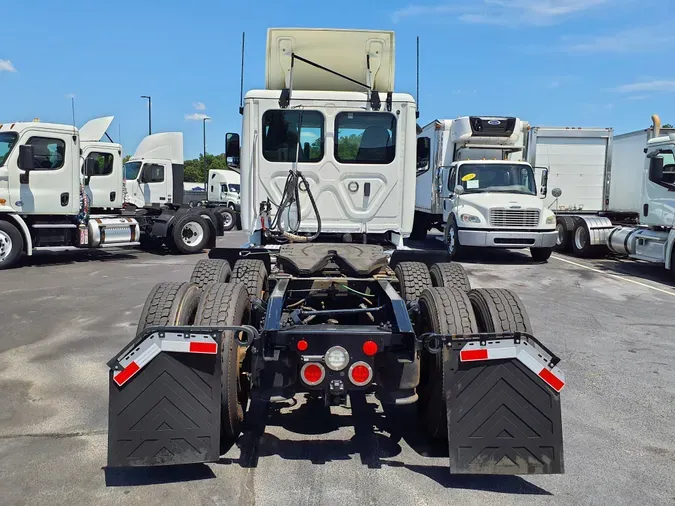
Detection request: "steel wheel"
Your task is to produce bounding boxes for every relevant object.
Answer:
[223,211,234,231]
[574,224,588,251]
[556,222,566,247]
[0,230,12,262]
[181,221,205,247]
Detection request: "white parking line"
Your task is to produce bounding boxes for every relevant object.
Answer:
[551,254,675,298]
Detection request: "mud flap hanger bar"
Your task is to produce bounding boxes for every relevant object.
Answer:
[279,53,392,111]
[417,331,566,393]
[107,325,260,387]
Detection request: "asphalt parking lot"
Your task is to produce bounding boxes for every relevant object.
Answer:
[1,233,674,506]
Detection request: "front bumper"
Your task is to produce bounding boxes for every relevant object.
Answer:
[459,228,557,248]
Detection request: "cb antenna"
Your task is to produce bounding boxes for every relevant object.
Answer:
[239,32,246,115]
[416,36,420,119]
[71,96,76,128]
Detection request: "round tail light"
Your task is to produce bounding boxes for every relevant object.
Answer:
[301,363,325,386]
[297,339,308,351]
[324,346,349,371]
[348,361,373,386]
[362,340,378,356]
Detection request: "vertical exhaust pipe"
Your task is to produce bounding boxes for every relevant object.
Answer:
[652,114,661,138]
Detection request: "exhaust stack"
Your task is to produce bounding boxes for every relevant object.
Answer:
[652,114,661,137]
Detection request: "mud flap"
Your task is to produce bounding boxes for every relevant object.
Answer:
[107,329,223,467]
[443,338,564,475]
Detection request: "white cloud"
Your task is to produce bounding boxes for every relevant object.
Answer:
[560,26,675,53]
[0,59,17,72]
[391,0,612,26]
[612,80,675,93]
[185,113,211,121]
[193,101,206,111]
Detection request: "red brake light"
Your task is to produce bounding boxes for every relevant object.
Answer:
[362,340,378,356]
[348,361,373,386]
[301,363,325,386]
[297,339,308,351]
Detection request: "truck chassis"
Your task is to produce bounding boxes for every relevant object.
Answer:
[107,244,565,475]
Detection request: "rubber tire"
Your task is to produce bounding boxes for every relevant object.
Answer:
[221,209,236,232]
[169,214,211,254]
[555,216,575,252]
[0,220,24,270]
[417,287,478,441]
[194,282,251,451]
[429,263,471,291]
[571,219,593,258]
[137,282,201,330]
[190,259,232,290]
[445,217,461,260]
[231,259,268,299]
[394,262,432,302]
[531,247,553,262]
[468,288,533,334]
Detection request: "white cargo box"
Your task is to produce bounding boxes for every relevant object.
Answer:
[265,28,395,92]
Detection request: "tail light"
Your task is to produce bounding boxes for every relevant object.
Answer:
[300,362,325,386]
[348,361,373,386]
[362,340,378,356]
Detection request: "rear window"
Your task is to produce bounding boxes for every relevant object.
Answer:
[262,110,324,163]
[335,112,396,164]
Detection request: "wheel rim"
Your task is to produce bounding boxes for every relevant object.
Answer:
[574,225,588,250]
[223,212,233,229]
[0,230,12,261]
[556,223,565,246]
[446,226,455,255]
[181,221,205,246]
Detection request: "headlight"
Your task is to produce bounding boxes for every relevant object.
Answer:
[545,215,556,225]
[460,213,481,223]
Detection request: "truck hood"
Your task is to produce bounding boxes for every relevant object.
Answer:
[458,192,544,211]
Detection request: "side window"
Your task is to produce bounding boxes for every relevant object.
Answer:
[649,151,675,185]
[84,152,114,176]
[262,110,324,163]
[221,184,227,193]
[24,137,66,170]
[447,167,457,190]
[417,137,430,170]
[141,163,164,183]
[661,152,675,184]
[335,112,396,164]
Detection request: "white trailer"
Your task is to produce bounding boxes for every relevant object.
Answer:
[0,119,224,269]
[413,116,557,261]
[207,169,240,210]
[225,28,416,248]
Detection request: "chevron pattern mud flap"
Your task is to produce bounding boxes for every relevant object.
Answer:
[107,350,222,467]
[443,341,564,475]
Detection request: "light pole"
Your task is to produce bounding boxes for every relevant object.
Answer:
[203,116,211,192]
[141,95,152,135]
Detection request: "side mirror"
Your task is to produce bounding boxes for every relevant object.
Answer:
[537,166,549,198]
[649,157,664,183]
[226,133,240,165]
[84,157,98,178]
[19,145,35,171]
[454,185,465,195]
[416,137,430,170]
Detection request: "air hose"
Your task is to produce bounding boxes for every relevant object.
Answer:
[265,169,322,243]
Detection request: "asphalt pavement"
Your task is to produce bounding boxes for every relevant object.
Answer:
[1,233,674,506]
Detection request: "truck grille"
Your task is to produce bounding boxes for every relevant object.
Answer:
[489,209,540,228]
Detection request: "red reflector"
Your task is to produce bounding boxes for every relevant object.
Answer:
[351,364,370,384]
[189,341,218,354]
[297,339,308,351]
[113,361,140,386]
[303,364,323,384]
[539,368,565,392]
[362,340,378,356]
[460,349,489,361]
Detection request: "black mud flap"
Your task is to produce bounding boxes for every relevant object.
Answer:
[107,333,222,468]
[443,341,564,475]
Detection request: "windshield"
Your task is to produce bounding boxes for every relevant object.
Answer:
[457,163,536,195]
[124,161,142,180]
[228,184,240,193]
[0,132,18,167]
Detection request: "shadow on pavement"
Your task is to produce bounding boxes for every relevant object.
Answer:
[19,249,139,268]
[558,253,675,288]
[103,464,216,487]
[228,395,552,495]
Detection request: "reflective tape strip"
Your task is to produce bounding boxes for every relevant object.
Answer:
[113,331,219,387]
[459,338,565,392]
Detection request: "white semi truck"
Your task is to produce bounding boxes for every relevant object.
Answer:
[537,116,675,276]
[106,27,566,478]
[413,116,557,261]
[0,117,224,269]
[183,169,241,231]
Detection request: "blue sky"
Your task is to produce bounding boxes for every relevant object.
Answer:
[1,0,673,159]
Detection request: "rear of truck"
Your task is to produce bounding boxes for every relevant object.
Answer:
[106,28,565,477]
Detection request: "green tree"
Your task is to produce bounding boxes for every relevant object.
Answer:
[663,124,673,129]
[183,153,237,183]
[337,133,363,161]
[122,154,131,164]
